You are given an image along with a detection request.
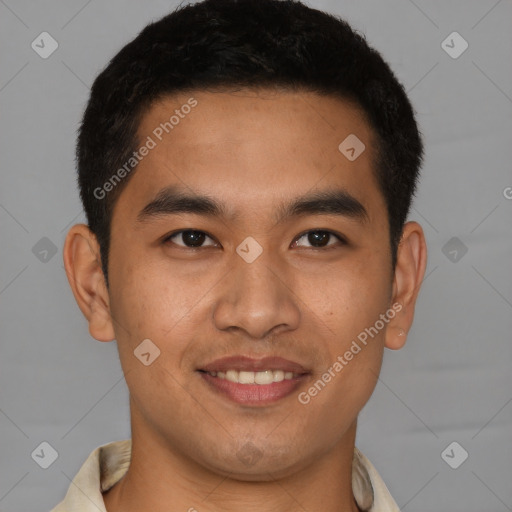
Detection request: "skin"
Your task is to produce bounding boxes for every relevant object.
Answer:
[64,89,427,512]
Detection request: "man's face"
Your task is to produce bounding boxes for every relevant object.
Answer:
[107,89,394,479]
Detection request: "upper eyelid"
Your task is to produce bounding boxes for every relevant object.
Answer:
[295,229,345,241]
[164,229,216,240]
[293,230,347,247]
[164,229,346,246]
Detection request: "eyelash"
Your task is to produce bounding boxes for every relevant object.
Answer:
[162,229,347,250]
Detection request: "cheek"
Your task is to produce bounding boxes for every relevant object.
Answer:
[300,251,389,401]
[109,251,183,332]
[107,265,195,410]
[108,254,218,374]
[307,252,391,335]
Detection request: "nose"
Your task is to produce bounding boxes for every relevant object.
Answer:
[212,249,301,339]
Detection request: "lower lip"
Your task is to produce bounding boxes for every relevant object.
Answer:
[199,372,307,406]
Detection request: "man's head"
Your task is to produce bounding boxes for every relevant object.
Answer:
[75,0,423,284]
[64,0,427,487]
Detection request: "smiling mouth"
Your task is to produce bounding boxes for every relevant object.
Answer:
[197,368,310,406]
[199,369,302,384]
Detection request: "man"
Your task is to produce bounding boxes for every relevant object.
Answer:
[54,0,427,510]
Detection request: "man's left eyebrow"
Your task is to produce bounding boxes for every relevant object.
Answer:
[137,185,228,222]
[136,186,369,225]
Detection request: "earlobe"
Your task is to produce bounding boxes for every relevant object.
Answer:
[385,326,407,350]
[385,221,427,350]
[63,224,115,342]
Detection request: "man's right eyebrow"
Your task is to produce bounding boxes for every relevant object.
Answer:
[273,188,370,225]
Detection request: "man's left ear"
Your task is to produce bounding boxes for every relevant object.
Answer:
[385,221,427,350]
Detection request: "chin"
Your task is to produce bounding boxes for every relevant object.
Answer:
[199,443,310,482]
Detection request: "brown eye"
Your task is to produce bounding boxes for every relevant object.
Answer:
[164,230,216,248]
[292,230,345,249]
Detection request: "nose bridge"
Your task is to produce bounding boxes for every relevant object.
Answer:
[212,247,300,339]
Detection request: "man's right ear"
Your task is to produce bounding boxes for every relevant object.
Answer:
[63,224,115,342]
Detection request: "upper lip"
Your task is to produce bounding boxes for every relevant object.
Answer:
[199,356,309,374]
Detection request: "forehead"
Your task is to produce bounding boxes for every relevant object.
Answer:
[114,89,386,227]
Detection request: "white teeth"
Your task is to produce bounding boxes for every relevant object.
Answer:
[255,370,273,384]
[207,369,299,384]
[272,370,284,382]
[226,370,238,383]
[238,370,255,384]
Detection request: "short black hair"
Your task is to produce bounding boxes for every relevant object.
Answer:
[77,0,424,285]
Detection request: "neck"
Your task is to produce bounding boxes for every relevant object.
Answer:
[103,417,362,512]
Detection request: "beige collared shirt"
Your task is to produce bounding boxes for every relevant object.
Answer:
[50,439,400,511]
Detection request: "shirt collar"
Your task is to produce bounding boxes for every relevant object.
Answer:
[51,439,400,512]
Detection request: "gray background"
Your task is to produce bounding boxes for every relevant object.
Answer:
[1,0,511,511]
